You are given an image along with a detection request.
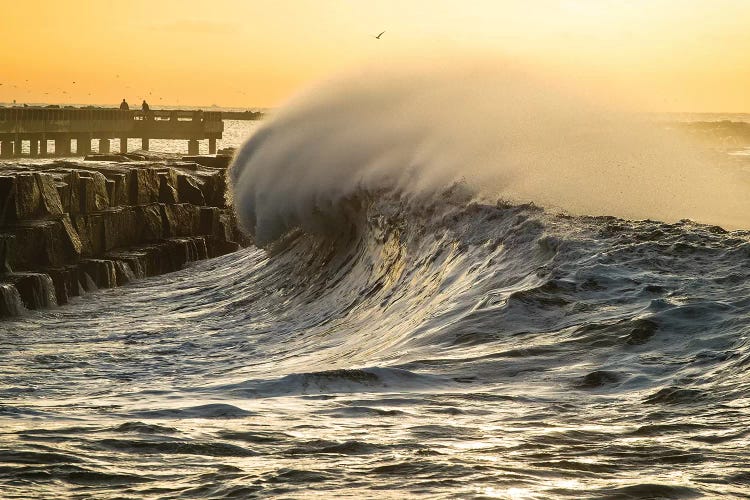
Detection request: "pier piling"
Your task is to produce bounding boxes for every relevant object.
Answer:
[0,108,224,158]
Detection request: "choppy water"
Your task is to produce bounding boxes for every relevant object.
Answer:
[2,192,750,498]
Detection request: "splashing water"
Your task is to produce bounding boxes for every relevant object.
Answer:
[231,62,750,246]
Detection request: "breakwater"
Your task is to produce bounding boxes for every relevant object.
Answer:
[0,154,246,318]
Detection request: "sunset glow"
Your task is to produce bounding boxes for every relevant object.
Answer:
[2,0,750,110]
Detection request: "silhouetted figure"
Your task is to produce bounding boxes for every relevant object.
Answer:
[120,99,129,110]
[142,100,150,113]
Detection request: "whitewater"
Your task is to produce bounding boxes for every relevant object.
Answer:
[2,65,750,498]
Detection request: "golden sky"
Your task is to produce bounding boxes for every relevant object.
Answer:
[2,0,750,111]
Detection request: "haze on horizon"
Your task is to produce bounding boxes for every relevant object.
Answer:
[2,0,750,111]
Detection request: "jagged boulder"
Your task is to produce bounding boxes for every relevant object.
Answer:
[79,259,117,288]
[46,265,81,305]
[11,217,82,269]
[0,233,15,272]
[161,203,198,237]
[158,169,179,203]
[130,167,160,204]
[136,204,163,242]
[79,171,110,213]
[177,173,205,205]
[4,273,57,309]
[0,282,25,316]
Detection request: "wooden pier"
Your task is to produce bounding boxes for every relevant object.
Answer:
[0,108,223,158]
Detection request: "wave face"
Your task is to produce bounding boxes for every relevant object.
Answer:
[2,195,750,497]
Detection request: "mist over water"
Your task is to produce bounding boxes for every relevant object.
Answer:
[231,62,750,245]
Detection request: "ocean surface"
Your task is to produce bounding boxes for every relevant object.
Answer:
[2,117,750,499]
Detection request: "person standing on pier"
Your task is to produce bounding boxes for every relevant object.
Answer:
[141,100,151,120]
[120,99,129,110]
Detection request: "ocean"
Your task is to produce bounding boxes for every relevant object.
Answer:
[2,86,750,497]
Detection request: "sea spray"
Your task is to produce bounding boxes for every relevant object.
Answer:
[230,60,750,246]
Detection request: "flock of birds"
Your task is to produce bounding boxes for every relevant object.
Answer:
[1,31,386,105]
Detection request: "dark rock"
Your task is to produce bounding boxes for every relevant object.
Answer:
[181,155,231,169]
[194,170,226,207]
[11,217,82,269]
[106,250,147,280]
[46,266,80,305]
[136,204,164,242]
[0,282,25,316]
[177,173,205,205]
[79,259,117,288]
[130,168,160,204]
[0,159,244,317]
[0,176,16,225]
[78,171,110,212]
[161,203,198,237]
[122,153,146,161]
[199,207,220,237]
[158,172,179,203]
[208,238,241,258]
[35,173,64,216]
[84,154,130,162]
[5,272,57,309]
[0,233,15,272]
[14,173,41,220]
[112,260,137,285]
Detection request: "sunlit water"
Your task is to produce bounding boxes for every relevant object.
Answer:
[2,194,750,498]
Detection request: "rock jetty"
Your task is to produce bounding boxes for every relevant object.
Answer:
[0,154,246,318]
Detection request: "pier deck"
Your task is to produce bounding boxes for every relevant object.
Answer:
[0,108,223,157]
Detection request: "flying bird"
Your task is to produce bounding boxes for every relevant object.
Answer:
[374,31,385,39]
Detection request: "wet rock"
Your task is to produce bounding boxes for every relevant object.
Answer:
[11,217,82,269]
[0,233,15,272]
[208,238,241,258]
[0,176,16,225]
[199,207,220,237]
[46,265,81,305]
[5,272,57,309]
[35,173,64,216]
[0,282,25,316]
[136,204,164,242]
[130,168,160,205]
[158,171,179,203]
[13,173,41,220]
[53,170,82,215]
[181,155,231,169]
[112,260,137,285]
[194,170,227,207]
[161,203,198,237]
[79,259,117,288]
[84,154,131,162]
[0,159,245,317]
[106,250,147,280]
[177,173,205,205]
[78,171,110,213]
